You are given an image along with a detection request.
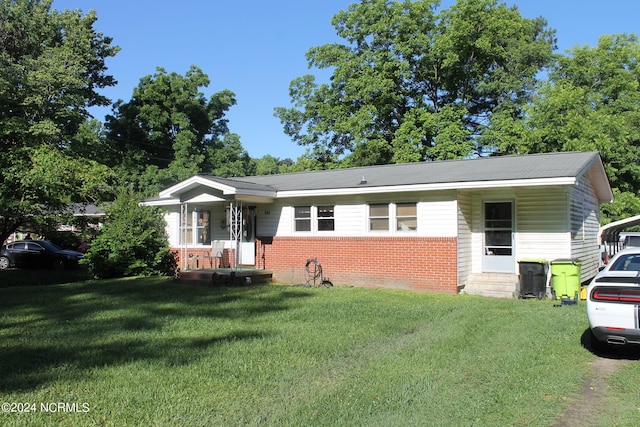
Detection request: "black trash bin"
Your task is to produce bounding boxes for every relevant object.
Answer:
[518,258,548,299]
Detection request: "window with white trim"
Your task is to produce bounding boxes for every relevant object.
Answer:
[368,202,417,233]
[294,205,336,232]
[317,206,335,231]
[396,203,417,231]
[369,204,389,231]
[180,210,193,245]
[294,206,311,232]
[180,209,211,245]
[196,211,211,244]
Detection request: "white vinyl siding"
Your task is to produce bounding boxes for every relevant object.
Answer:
[165,211,180,246]
[418,199,457,237]
[457,191,472,284]
[468,188,570,274]
[515,188,569,261]
[265,193,457,237]
[335,204,365,235]
[255,202,285,236]
[570,176,601,281]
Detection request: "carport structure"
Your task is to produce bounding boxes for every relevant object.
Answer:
[598,214,640,257]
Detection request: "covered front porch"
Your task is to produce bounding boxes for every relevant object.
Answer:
[175,200,258,272]
[141,174,276,272]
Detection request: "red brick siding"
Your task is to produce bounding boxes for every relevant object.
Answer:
[256,236,458,293]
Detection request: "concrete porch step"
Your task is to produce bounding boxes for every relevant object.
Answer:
[462,273,519,299]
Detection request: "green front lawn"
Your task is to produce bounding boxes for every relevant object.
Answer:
[0,278,637,426]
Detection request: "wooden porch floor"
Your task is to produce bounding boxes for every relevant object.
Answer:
[177,268,273,287]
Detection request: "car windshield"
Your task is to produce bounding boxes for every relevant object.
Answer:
[609,253,640,272]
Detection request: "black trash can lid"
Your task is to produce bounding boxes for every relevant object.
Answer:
[518,258,548,264]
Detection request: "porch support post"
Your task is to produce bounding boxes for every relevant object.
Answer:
[180,202,188,271]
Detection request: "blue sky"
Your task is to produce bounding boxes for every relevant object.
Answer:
[52,0,640,160]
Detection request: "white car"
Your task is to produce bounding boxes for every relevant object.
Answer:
[586,247,640,350]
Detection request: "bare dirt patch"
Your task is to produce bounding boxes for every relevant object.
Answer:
[554,357,630,427]
[553,336,639,427]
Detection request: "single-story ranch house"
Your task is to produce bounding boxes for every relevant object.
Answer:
[143,151,613,297]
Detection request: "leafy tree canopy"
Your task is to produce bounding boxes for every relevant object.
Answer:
[104,66,246,194]
[489,33,640,221]
[0,0,119,242]
[253,154,294,176]
[275,0,556,167]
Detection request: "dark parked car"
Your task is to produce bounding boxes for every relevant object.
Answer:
[0,240,84,270]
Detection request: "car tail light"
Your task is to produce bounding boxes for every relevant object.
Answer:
[591,286,640,303]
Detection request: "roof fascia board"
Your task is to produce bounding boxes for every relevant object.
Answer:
[275,177,578,198]
[158,176,210,197]
[234,195,276,204]
[185,193,227,203]
[580,156,614,203]
[159,176,276,199]
[221,188,277,198]
[140,198,181,207]
[159,176,241,198]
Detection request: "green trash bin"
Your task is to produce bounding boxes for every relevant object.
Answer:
[551,259,581,301]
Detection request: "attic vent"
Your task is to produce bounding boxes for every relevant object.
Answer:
[359,176,367,185]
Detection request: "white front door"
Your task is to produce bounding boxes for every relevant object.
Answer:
[240,242,255,265]
[483,201,515,273]
[240,206,256,265]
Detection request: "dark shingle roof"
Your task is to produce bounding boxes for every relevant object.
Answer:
[222,151,602,191]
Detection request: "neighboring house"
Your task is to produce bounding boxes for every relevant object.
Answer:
[143,151,613,296]
[4,204,105,246]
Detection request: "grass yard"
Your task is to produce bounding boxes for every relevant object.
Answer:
[0,276,639,426]
[0,267,92,288]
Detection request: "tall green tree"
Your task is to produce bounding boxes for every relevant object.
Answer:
[0,0,118,243]
[207,133,253,177]
[253,154,294,175]
[491,34,640,221]
[105,66,241,194]
[275,0,555,167]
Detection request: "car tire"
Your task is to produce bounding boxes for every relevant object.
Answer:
[0,256,9,270]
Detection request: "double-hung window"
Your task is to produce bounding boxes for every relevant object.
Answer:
[317,206,335,231]
[294,206,311,232]
[369,204,390,231]
[294,205,335,232]
[196,211,211,244]
[396,203,417,231]
[180,211,193,245]
[369,202,417,232]
[180,209,211,245]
